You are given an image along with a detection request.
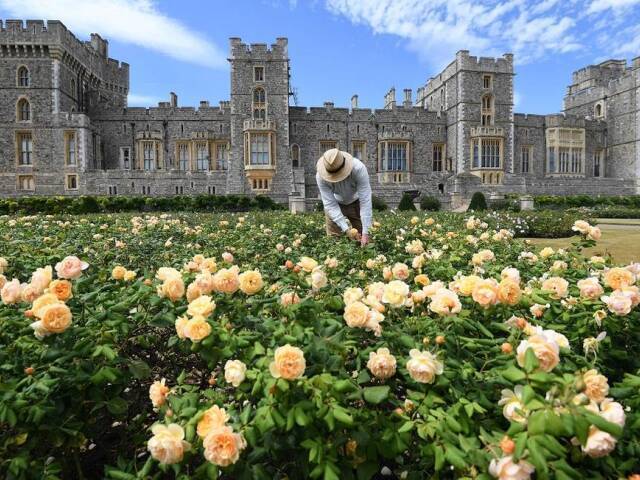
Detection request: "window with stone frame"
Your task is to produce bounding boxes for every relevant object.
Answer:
[471,138,502,169]
[17,66,30,87]
[254,66,265,82]
[175,143,189,171]
[521,145,532,174]
[64,131,77,166]
[17,98,31,121]
[252,87,266,120]
[249,133,270,165]
[481,94,494,126]
[319,140,337,156]
[483,74,492,89]
[594,149,605,177]
[251,177,270,191]
[351,141,366,161]
[291,144,301,167]
[120,147,131,169]
[195,142,209,171]
[432,143,444,171]
[18,175,35,191]
[379,141,409,172]
[17,132,33,166]
[545,128,584,175]
[215,142,228,170]
[66,174,78,190]
[142,141,156,171]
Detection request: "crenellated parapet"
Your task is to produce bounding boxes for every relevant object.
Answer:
[229,37,288,60]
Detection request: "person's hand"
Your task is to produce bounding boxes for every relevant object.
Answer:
[347,228,361,241]
[360,234,370,246]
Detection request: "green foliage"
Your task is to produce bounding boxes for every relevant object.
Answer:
[534,195,640,209]
[0,194,283,215]
[372,195,388,211]
[468,192,488,211]
[419,195,441,211]
[397,193,416,211]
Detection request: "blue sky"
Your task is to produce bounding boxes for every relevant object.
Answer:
[2,0,640,114]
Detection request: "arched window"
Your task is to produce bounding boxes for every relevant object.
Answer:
[17,98,31,121]
[594,102,604,119]
[70,78,76,99]
[252,87,266,120]
[17,66,30,87]
[291,144,300,168]
[481,94,494,126]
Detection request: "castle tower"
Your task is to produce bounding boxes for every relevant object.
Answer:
[227,37,291,201]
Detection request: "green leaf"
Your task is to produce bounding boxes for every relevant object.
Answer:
[523,348,539,373]
[128,360,151,380]
[502,365,526,383]
[526,437,549,475]
[332,407,354,426]
[582,410,623,437]
[444,444,466,469]
[363,386,390,405]
[528,411,546,436]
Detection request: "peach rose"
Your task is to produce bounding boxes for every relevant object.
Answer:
[194,272,216,294]
[47,279,73,301]
[112,265,127,280]
[343,287,364,305]
[310,267,328,290]
[582,426,617,458]
[203,426,247,467]
[600,399,626,427]
[429,288,462,316]
[516,333,560,372]
[541,277,569,299]
[0,274,6,290]
[452,275,481,296]
[221,251,234,263]
[21,283,41,303]
[175,316,188,339]
[30,320,52,340]
[186,282,203,302]
[224,360,247,387]
[280,292,301,306]
[213,268,240,294]
[187,295,215,318]
[382,280,410,308]
[472,279,499,308]
[603,267,635,290]
[344,301,370,328]
[406,349,443,384]
[572,220,591,234]
[31,266,52,292]
[367,282,386,300]
[55,255,89,280]
[391,263,410,280]
[40,303,72,334]
[149,378,170,408]
[489,455,534,480]
[269,344,306,380]
[197,405,229,438]
[147,423,190,465]
[583,369,609,403]
[577,277,604,300]
[601,291,633,316]
[297,256,318,273]
[366,347,396,380]
[156,267,181,281]
[1,279,22,304]
[588,226,602,241]
[160,276,185,302]
[32,293,62,319]
[497,278,522,306]
[501,267,521,284]
[414,274,430,287]
[238,270,264,295]
[499,386,528,423]
[183,316,212,342]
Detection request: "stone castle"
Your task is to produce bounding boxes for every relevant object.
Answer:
[2,19,640,209]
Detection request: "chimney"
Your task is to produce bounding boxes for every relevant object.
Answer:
[199,100,210,108]
[323,101,334,111]
[403,88,412,107]
[170,92,178,107]
[385,88,396,109]
[351,94,359,109]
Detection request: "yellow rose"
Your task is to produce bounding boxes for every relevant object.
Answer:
[149,378,170,408]
[161,276,185,302]
[541,277,569,299]
[583,369,609,403]
[40,303,72,334]
[203,426,247,467]
[32,293,62,319]
[414,274,430,287]
[516,334,560,372]
[183,316,212,342]
[112,266,127,280]
[603,267,635,290]
[344,301,370,328]
[175,316,188,339]
[297,256,318,273]
[187,295,215,318]
[123,270,137,281]
[47,279,73,301]
[453,275,481,296]
[406,349,443,384]
[213,268,240,294]
[238,270,264,295]
[429,288,462,316]
[147,423,190,465]
[498,386,528,423]
[382,280,409,308]
[366,347,396,380]
[269,344,306,380]
[539,247,555,258]
[197,405,229,438]
[497,278,522,306]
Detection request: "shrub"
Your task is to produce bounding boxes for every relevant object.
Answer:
[420,195,441,211]
[534,194,640,209]
[468,192,487,211]
[397,193,416,211]
[372,196,388,211]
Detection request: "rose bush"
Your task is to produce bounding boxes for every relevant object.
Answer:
[0,211,639,479]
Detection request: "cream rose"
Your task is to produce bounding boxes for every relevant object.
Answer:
[310,267,328,290]
[582,369,609,403]
[577,277,604,299]
[599,399,626,427]
[147,423,190,465]
[175,316,188,339]
[601,291,633,316]
[429,288,462,316]
[541,277,569,299]
[516,333,560,372]
[344,301,370,328]
[224,360,247,387]
[280,292,301,306]
[54,255,89,279]
[472,279,499,308]
[1,279,22,304]
[187,295,215,318]
[489,455,535,480]
[31,266,53,292]
[499,386,528,423]
[149,378,170,408]
[406,349,443,384]
[161,276,185,302]
[197,405,229,438]
[501,267,521,284]
[343,287,364,305]
[297,256,318,273]
[382,280,410,308]
[0,257,7,274]
[269,344,306,380]
[238,270,264,295]
[391,262,410,280]
[582,426,617,458]
[156,267,181,281]
[183,316,212,342]
[203,426,247,467]
[572,220,591,234]
[366,347,396,380]
[213,268,240,294]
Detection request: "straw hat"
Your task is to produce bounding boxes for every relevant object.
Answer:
[316,148,354,183]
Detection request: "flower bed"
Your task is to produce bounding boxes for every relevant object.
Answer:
[0,211,639,479]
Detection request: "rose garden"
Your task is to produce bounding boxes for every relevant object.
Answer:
[1,200,640,479]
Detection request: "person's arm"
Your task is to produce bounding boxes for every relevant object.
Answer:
[316,174,349,232]
[355,165,373,236]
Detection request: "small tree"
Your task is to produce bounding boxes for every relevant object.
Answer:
[468,192,488,211]
[397,193,417,211]
[372,196,388,211]
[420,196,441,211]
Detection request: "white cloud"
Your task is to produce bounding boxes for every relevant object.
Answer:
[587,0,640,13]
[127,93,161,106]
[0,0,226,68]
[513,90,522,109]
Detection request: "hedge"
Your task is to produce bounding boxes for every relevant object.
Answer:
[0,195,283,215]
[534,195,640,209]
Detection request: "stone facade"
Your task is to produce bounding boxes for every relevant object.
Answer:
[1,19,639,208]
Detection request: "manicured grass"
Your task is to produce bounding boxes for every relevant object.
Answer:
[527,224,640,264]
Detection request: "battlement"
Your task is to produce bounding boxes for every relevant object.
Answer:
[229,37,288,60]
[455,50,514,73]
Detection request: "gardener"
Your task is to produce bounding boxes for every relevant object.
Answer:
[316,148,372,246]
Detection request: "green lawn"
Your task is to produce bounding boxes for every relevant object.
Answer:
[526,223,640,264]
